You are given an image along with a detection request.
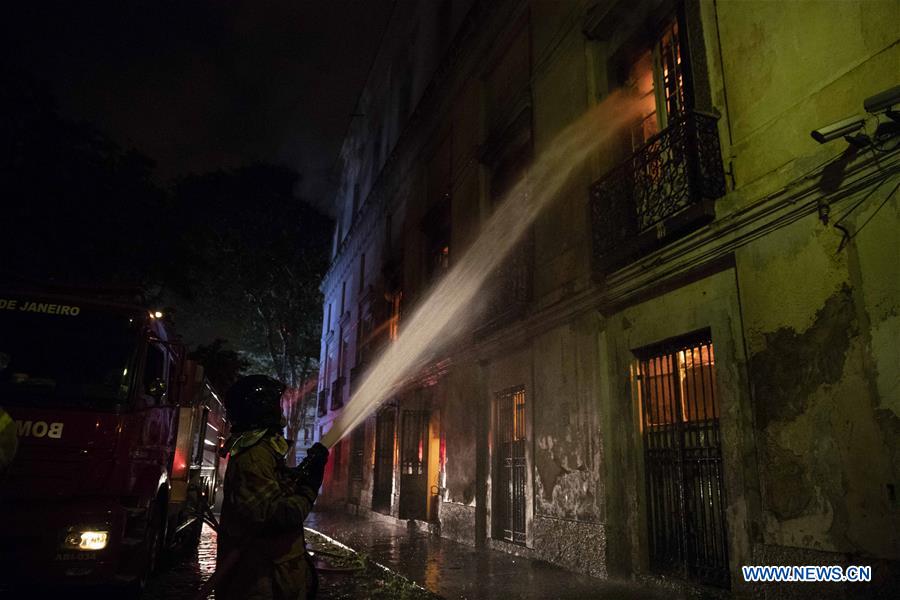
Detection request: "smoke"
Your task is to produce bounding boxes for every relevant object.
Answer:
[322,91,640,448]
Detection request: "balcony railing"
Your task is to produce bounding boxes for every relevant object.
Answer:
[590,110,726,273]
[330,376,345,410]
[317,388,329,417]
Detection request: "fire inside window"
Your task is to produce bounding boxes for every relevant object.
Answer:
[389,291,402,341]
[636,342,716,427]
[628,18,686,150]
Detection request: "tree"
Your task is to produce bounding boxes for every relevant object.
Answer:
[172,165,333,463]
[188,339,250,394]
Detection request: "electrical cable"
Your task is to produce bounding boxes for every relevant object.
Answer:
[832,175,890,226]
[842,178,900,250]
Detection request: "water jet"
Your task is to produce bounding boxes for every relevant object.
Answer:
[322,91,640,448]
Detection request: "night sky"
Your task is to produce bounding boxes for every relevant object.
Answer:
[2,0,395,214]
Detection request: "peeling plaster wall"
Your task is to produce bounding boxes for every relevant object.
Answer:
[737,194,900,563]
[530,313,608,577]
[444,362,479,506]
[532,318,602,522]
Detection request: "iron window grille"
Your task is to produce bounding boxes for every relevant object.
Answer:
[400,410,429,477]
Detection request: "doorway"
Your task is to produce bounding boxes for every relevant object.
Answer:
[398,409,430,520]
[372,407,395,514]
[493,386,526,545]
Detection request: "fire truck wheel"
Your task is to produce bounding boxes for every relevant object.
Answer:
[144,501,166,576]
[123,501,165,599]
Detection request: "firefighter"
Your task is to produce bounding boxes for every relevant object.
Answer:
[0,404,17,475]
[217,375,328,600]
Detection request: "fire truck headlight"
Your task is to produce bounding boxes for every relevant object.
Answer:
[64,530,109,551]
[79,531,108,550]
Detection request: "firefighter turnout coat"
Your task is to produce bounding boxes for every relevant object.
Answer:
[0,406,17,475]
[217,430,318,600]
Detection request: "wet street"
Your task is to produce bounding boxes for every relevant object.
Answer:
[305,511,678,600]
[143,520,431,600]
[143,524,219,600]
[138,511,680,600]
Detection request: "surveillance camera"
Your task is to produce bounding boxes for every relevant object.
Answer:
[863,85,900,114]
[811,115,865,144]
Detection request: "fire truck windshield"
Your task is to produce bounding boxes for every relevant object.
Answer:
[0,300,141,409]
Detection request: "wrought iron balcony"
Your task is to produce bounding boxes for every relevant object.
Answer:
[317,388,329,417]
[330,376,345,410]
[590,110,726,273]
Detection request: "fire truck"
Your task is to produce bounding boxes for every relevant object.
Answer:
[0,287,227,593]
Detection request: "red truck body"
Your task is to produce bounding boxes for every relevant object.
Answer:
[0,288,227,589]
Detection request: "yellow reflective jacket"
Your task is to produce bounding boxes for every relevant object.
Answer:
[0,406,17,475]
[217,431,318,600]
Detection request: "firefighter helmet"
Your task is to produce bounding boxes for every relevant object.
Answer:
[225,375,285,432]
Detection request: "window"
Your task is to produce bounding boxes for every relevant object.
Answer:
[326,303,332,333]
[356,306,374,367]
[358,253,366,295]
[333,220,343,258]
[423,201,451,283]
[389,291,403,341]
[625,18,687,150]
[143,345,168,399]
[340,337,349,379]
[350,425,365,481]
[432,244,450,275]
[318,387,328,417]
[332,332,347,410]
[424,133,452,284]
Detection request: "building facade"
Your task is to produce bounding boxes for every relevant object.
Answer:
[315,0,899,596]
